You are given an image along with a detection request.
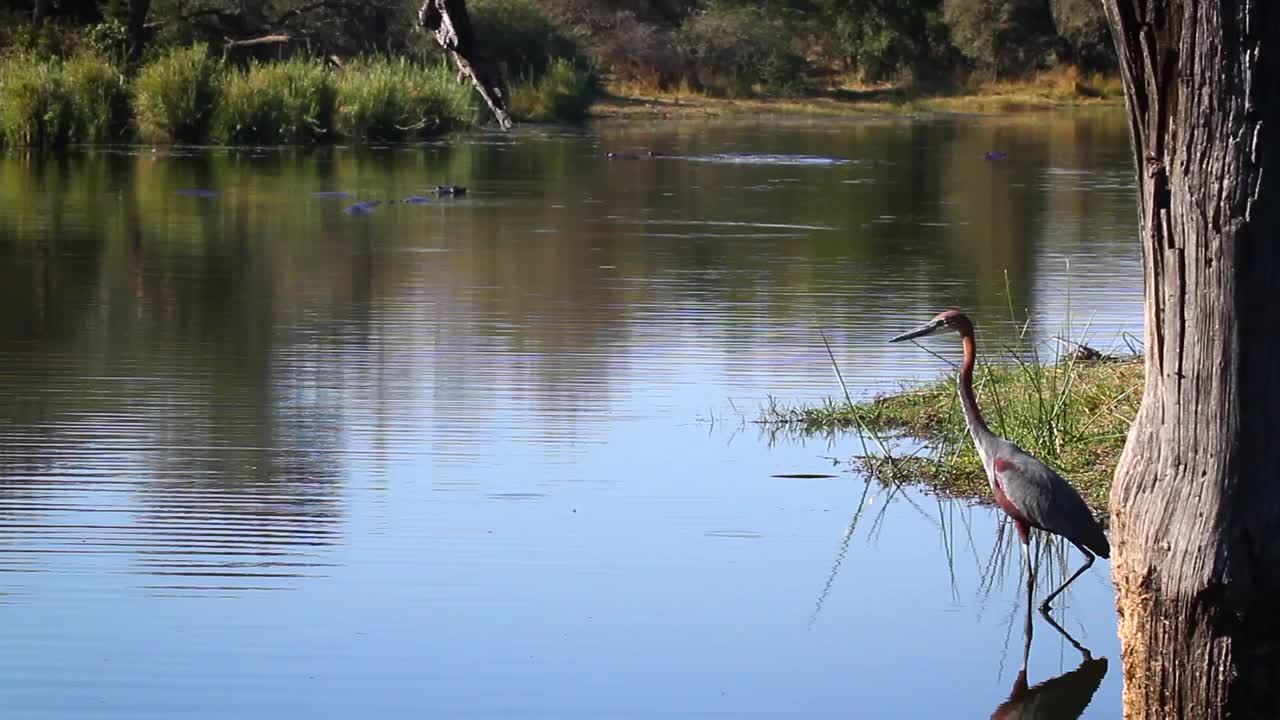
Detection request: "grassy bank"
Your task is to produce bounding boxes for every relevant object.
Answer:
[762,350,1143,514]
[0,46,594,147]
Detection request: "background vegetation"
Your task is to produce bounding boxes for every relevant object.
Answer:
[0,0,1116,145]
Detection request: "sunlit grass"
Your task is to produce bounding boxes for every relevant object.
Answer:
[509,58,596,124]
[133,44,223,143]
[0,52,130,147]
[760,322,1143,513]
[594,69,1123,121]
[217,59,337,145]
[336,57,478,142]
[0,55,73,147]
[63,52,130,143]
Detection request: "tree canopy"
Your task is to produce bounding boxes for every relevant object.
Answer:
[5,0,1116,89]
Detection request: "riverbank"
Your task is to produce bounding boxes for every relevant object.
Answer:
[0,48,594,148]
[591,71,1124,121]
[0,38,1121,148]
[760,354,1142,515]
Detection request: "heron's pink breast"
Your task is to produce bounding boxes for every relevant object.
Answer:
[991,462,1033,528]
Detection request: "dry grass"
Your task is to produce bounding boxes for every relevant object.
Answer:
[925,67,1125,113]
[592,69,1123,121]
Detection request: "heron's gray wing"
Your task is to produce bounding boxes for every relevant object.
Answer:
[992,444,1107,555]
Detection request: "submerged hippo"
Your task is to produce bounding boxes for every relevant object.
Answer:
[604,151,662,160]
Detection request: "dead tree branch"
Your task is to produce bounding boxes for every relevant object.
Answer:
[417,0,512,130]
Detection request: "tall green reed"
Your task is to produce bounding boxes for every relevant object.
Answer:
[133,44,223,144]
[0,52,128,147]
[0,55,73,147]
[217,59,337,145]
[336,57,477,142]
[63,53,130,143]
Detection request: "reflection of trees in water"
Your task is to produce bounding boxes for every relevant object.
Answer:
[0,153,366,594]
[0,123,1138,594]
[577,117,1136,355]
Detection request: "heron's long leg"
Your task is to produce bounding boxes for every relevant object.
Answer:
[1039,542,1095,612]
[1040,605,1094,661]
[1022,540,1034,664]
[1022,539,1036,605]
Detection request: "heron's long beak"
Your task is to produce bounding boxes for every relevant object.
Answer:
[889,319,944,343]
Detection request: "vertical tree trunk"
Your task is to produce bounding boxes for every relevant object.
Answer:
[32,0,50,32]
[1101,1,1280,717]
[126,0,152,65]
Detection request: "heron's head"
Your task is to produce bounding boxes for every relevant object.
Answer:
[889,310,973,343]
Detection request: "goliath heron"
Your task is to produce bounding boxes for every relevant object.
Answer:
[890,310,1110,611]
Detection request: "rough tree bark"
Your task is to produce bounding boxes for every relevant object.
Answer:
[1101,1,1280,717]
[418,0,512,130]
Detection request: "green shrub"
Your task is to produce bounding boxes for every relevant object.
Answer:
[63,53,130,143]
[0,55,73,147]
[678,4,809,97]
[544,2,685,88]
[1049,0,1117,72]
[84,19,131,66]
[133,44,223,143]
[469,0,584,79]
[217,59,337,145]
[336,57,476,142]
[943,0,1061,78]
[510,58,596,123]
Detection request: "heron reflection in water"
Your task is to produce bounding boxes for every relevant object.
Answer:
[991,570,1109,719]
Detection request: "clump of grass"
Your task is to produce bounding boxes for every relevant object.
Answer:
[0,55,73,147]
[217,59,337,145]
[133,44,223,144]
[336,57,477,142]
[0,52,130,147]
[919,67,1125,113]
[419,61,483,130]
[63,53,130,143]
[509,58,596,123]
[762,339,1143,513]
[1077,71,1123,99]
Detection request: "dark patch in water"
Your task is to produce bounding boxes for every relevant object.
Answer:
[486,493,547,501]
[604,151,662,160]
[343,200,383,216]
[176,188,218,198]
[401,196,432,205]
[984,151,1010,161]
[312,191,354,199]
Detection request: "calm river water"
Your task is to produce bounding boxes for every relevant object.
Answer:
[0,112,1139,718]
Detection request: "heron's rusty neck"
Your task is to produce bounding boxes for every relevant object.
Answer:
[958,329,993,450]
